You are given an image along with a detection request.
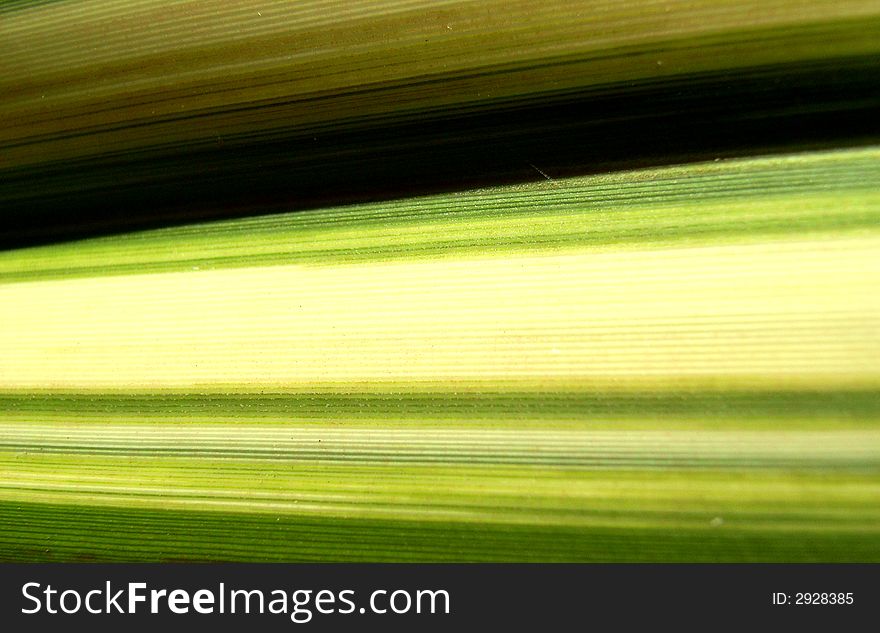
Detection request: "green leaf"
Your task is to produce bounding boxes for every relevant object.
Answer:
[1,147,878,561]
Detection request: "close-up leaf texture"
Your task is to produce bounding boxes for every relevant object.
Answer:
[0,1,879,561]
